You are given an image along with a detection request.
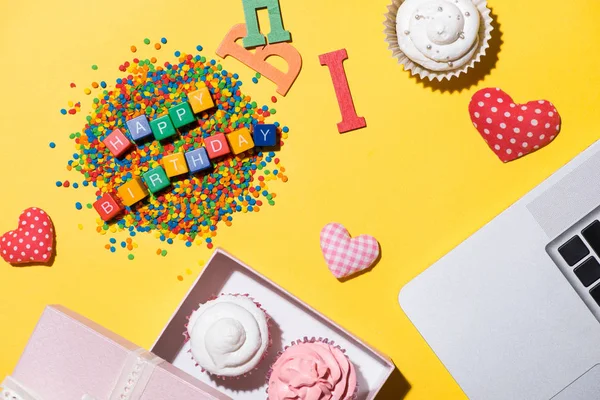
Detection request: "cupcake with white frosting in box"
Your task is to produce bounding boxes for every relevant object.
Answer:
[186,294,271,377]
[384,0,493,80]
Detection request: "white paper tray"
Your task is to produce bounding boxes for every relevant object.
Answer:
[151,249,396,399]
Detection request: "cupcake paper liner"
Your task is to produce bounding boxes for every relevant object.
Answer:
[184,293,273,380]
[384,0,494,81]
[265,337,359,400]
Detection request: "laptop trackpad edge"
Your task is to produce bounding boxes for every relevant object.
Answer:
[552,364,600,399]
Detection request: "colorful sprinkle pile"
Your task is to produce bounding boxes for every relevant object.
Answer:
[61,101,82,115]
[104,236,138,261]
[62,40,290,250]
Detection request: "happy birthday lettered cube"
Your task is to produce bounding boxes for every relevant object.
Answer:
[168,102,196,128]
[253,124,278,147]
[227,128,255,155]
[117,177,149,207]
[188,88,215,114]
[142,166,171,194]
[102,129,132,157]
[204,134,231,159]
[185,147,211,174]
[93,193,122,221]
[126,115,153,142]
[162,152,189,177]
[150,115,177,141]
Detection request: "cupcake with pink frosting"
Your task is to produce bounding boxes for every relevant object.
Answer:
[267,338,357,400]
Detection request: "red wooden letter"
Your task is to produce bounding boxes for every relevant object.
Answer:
[319,49,366,134]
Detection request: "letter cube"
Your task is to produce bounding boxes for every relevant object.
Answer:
[185,147,211,174]
[150,115,177,141]
[142,166,171,194]
[162,152,189,177]
[188,88,215,114]
[93,193,123,221]
[117,177,149,207]
[253,124,278,147]
[204,133,231,159]
[102,128,132,157]
[168,102,196,128]
[126,115,153,142]
[227,128,255,155]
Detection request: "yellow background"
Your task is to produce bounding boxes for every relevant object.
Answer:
[1,0,600,398]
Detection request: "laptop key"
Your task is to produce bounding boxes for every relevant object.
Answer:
[590,282,600,306]
[575,257,600,287]
[558,236,590,266]
[583,220,600,256]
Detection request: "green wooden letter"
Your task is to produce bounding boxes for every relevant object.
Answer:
[242,0,291,48]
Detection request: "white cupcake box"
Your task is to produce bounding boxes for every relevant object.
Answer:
[151,248,396,400]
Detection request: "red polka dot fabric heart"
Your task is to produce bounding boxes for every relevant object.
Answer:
[320,223,380,279]
[469,88,562,163]
[0,207,55,265]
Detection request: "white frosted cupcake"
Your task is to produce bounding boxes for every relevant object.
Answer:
[384,0,493,80]
[186,294,271,377]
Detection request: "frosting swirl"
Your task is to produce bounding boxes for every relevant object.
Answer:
[187,295,269,376]
[396,0,480,71]
[267,342,357,400]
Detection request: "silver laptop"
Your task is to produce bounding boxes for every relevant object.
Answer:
[399,140,600,400]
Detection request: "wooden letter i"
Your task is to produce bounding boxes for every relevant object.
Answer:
[319,49,367,134]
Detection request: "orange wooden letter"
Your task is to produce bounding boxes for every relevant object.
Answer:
[216,24,302,97]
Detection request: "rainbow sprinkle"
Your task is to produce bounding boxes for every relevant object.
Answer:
[63,42,290,250]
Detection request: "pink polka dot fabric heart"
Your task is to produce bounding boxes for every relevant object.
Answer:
[320,223,380,279]
[0,207,55,265]
[469,88,562,163]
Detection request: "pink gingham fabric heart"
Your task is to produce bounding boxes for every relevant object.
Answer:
[320,223,380,279]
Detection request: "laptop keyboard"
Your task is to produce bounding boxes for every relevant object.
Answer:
[558,220,600,305]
